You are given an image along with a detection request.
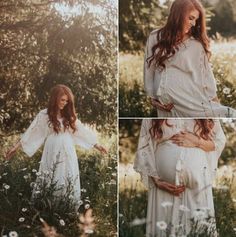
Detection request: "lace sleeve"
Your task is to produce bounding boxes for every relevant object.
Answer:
[133,119,159,189]
[206,119,226,180]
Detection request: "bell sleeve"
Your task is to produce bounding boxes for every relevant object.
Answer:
[20,110,48,157]
[133,119,159,189]
[188,42,217,100]
[72,119,97,149]
[206,119,226,180]
[144,31,157,97]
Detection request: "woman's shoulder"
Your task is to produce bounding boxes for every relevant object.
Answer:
[38,108,48,116]
[187,37,205,51]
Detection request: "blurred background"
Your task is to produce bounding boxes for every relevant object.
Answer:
[0,0,117,236]
[119,0,236,117]
[119,119,236,237]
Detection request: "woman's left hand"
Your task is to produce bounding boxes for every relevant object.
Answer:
[170,131,199,148]
[94,144,108,155]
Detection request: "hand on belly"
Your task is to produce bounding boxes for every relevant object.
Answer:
[151,177,185,196]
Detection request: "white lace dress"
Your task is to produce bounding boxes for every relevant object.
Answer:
[20,109,97,204]
[144,30,236,117]
[134,119,226,237]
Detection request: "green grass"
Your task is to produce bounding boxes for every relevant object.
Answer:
[0,136,117,237]
[119,175,236,237]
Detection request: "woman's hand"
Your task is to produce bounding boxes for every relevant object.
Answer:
[171,131,199,148]
[151,177,185,196]
[150,98,174,112]
[5,141,21,160]
[94,144,108,155]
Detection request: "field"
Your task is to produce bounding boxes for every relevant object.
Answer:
[0,134,117,237]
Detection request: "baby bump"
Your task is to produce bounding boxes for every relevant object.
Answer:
[155,143,182,184]
[155,143,208,189]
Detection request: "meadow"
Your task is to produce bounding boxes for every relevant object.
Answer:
[119,120,236,237]
[0,134,117,237]
[119,40,236,117]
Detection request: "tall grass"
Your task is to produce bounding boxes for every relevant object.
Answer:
[0,135,117,237]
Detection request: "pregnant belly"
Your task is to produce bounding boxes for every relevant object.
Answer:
[155,142,208,189]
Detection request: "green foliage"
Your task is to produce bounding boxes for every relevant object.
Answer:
[0,0,117,134]
[0,143,117,237]
[119,182,236,237]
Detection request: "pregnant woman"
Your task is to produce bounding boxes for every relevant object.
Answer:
[5,84,107,207]
[134,119,226,236]
[144,0,236,117]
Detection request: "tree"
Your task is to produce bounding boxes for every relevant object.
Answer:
[0,0,117,134]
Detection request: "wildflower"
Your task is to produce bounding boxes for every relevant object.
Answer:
[78,200,83,206]
[223,87,230,94]
[35,190,41,194]
[23,175,28,179]
[30,182,36,188]
[111,172,117,176]
[3,184,10,190]
[161,201,173,208]
[2,172,7,176]
[156,221,167,230]
[85,204,90,209]
[32,169,37,173]
[81,188,87,192]
[59,219,65,226]
[22,208,27,212]
[9,231,18,237]
[18,217,25,222]
[179,205,190,212]
[36,172,41,176]
[130,218,146,226]
[21,168,27,171]
[110,179,116,185]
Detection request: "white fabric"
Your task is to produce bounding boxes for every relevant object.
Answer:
[20,109,97,204]
[134,119,226,237]
[144,30,236,117]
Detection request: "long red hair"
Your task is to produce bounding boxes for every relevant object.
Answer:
[47,84,77,133]
[150,119,214,140]
[148,0,210,69]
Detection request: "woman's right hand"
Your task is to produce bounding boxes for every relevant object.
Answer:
[5,141,21,160]
[151,177,185,196]
[150,98,174,112]
[5,148,16,160]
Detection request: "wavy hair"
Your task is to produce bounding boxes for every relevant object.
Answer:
[47,84,77,133]
[150,119,214,140]
[147,0,210,70]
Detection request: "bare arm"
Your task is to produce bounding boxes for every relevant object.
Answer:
[5,140,22,160]
[171,131,215,152]
[94,144,108,155]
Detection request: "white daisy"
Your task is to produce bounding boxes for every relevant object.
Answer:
[18,217,25,222]
[9,231,18,237]
[85,204,90,209]
[156,221,167,230]
[59,219,65,226]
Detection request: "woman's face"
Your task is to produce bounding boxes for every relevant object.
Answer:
[183,9,200,34]
[58,94,69,110]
